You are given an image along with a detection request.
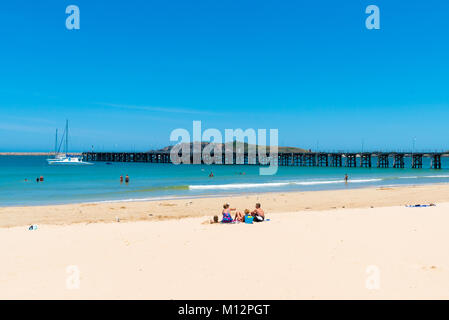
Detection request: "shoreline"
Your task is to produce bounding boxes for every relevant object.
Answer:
[4,179,449,208]
[2,183,449,228]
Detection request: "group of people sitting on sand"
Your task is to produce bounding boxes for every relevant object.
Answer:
[216,202,265,223]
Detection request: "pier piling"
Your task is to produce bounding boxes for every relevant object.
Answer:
[83,151,447,169]
[345,154,357,167]
[360,153,372,168]
[431,154,442,169]
[377,154,389,168]
[330,154,343,167]
[412,154,423,169]
[317,153,328,167]
[393,154,405,168]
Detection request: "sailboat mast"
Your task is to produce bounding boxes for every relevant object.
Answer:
[65,120,69,155]
[55,129,58,155]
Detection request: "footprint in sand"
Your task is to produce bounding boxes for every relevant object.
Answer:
[421,265,438,271]
[159,203,177,207]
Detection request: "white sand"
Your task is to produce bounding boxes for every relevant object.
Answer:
[2,202,449,299]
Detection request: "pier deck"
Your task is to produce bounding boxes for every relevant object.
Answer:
[83,151,448,169]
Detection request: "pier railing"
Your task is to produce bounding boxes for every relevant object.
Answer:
[82,151,448,169]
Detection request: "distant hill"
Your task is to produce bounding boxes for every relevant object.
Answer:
[151,142,308,154]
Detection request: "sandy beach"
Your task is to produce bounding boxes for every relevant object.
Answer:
[2,184,449,299]
[2,183,449,228]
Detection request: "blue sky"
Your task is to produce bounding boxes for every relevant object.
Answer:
[0,0,448,152]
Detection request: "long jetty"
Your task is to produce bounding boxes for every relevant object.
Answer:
[82,151,448,169]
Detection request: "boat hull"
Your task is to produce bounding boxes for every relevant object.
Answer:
[47,157,93,165]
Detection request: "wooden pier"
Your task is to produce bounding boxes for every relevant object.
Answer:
[82,151,448,169]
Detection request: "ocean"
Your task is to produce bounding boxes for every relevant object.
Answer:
[1,155,449,206]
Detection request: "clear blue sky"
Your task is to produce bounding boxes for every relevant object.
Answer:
[0,0,448,152]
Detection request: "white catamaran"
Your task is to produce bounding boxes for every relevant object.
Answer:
[47,120,92,165]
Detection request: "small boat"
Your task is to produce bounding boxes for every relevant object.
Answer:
[48,155,92,165]
[47,120,93,165]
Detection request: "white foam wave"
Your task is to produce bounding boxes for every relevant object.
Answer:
[399,175,449,179]
[422,175,449,178]
[189,182,290,190]
[189,178,383,190]
[349,178,383,183]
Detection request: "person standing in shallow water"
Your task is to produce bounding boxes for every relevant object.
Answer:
[344,174,348,184]
[125,174,129,184]
[120,175,123,184]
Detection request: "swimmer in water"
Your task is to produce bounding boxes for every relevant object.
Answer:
[120,175,123,183]
[209,172,214,178]
[125,174,129,184]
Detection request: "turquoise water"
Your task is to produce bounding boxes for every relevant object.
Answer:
[1,155,449,206]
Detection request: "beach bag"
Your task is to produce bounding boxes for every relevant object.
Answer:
[245,215,254,224]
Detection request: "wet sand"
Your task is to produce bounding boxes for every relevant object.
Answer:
[0,184,448,228]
